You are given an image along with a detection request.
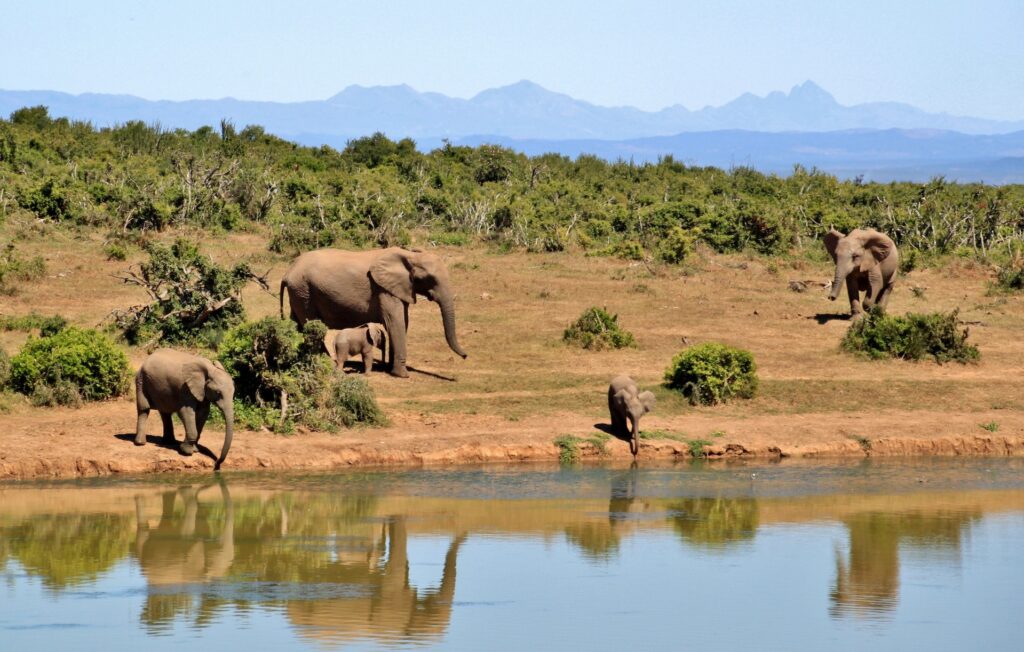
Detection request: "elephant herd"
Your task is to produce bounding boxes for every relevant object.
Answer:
[132,228,897,469]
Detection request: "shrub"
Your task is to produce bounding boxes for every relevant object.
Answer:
[218,318,383,431]
[9,327,130,402]
[664,342,758,405]
[0,312,67,336]
[994,261,1024,292]
[0,348,10,388]
[841,307,979,363]
[113,239,262,345]
[0,242,46,295]
[563,307,636,350]
[656,227,696,264]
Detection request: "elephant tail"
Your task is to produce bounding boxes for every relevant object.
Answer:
[279,278,287,319]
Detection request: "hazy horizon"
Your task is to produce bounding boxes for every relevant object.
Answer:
[2,0,1022,121]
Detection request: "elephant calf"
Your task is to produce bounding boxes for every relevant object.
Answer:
[331,323,388,373]
[825,228,899,316]
[134,349,234,470]
[608,375,656,456]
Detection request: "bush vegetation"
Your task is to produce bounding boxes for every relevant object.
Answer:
[8,327,130,405]
[112,238,265,346]
[217,317,384,431]
[563,307,636,350]
[0,312,67,335]
[841,307,980,363]
[664,342,759,405]
[3,107,1024,265]
[0,242,46,295]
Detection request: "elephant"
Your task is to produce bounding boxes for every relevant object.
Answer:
[134,349,234,470]
[331,323,388,373]
[280,247,467,378]
[825,228,899,316]
[608,375,656,456]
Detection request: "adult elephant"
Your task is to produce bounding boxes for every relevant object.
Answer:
[825,228,899,317]
[280,247,467,378]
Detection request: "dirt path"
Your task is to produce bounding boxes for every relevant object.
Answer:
[3,397,1024,480]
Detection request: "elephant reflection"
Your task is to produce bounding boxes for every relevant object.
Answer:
[284,518,466,645]
[132,482,234,631]
[830,510,980,618]
[565,465,651,561]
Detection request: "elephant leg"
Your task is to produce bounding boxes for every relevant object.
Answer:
[361,349,373,373]
[196,403,210,441]
[160,412,176,444]
[846,276,863,316]
[877,282,895,309]
[381,296,409,378]
[134,409,149,446]
[178,406,198,456]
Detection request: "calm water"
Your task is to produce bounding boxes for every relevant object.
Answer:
[2,459,1023,651]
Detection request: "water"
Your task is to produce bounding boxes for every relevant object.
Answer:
[2,459,1023,650]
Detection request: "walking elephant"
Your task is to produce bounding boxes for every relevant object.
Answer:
[608,375,656,456]
[134,349,234,470]
[280,247,467,378]
[331,323,388,373]
[824,228,899,316]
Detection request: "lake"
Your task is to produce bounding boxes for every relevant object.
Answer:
[2,459,1023,650]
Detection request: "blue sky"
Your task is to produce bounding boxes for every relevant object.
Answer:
[2,0,1022,120]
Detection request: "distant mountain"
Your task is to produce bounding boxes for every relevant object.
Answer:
[454,130,1024,184]
[2,80,1023,142]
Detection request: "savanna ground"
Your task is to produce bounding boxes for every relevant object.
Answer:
[3,225,1024,480]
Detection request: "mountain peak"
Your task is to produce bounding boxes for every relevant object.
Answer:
[788,80,835,104]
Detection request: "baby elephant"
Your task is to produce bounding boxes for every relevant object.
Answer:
[332,323,388,373]
[134,349,234,470]
[608,375,656,456]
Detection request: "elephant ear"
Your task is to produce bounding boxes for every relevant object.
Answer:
[862,231,894,270]
[182,361,209,403]
[614,388,631,406]
[365,325,382,348]
[638,391,656,413]
[369,251,416,304]
[824,228,843,264]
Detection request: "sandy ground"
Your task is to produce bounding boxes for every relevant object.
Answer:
[2,229,1024,480]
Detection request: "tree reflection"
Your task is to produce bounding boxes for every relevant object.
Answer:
[830,510,981,618]
[669,497,759,550]
[1,511,133,590]
[564,464,648,561]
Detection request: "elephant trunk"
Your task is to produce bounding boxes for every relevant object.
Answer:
[437,293,468,359]
[830,259,851,300]
[215,399,233,471]
[629,418,640,456]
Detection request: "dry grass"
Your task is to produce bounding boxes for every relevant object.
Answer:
[3,224,1024,432]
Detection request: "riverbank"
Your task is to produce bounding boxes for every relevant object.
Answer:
[3,235,1024,481]
[3,396,1024,480]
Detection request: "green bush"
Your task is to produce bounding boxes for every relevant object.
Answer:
[0,348,10,388]
[0,312,67,336]
[9,327,130,402]
[113,239,257,345]
[0,242,46,295]
[563,307,636,350]
[218,318,383,431]
[656,226,697,264]
[994,262,1024,292]
[664,342,758,405]
[841,307,979,363]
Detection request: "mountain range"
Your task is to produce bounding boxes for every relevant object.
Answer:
[2,81,1023,182]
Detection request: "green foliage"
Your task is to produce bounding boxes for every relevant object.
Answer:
[664,342,758,405]
[4,108,1024,263]
[687,438,713,458]
[0,312,67,336]
[113,239,255,345]
[0,348,10,388]
[553,433,611,464]
[994,261,1024,292]
[669,497,759,549]
[0,242,46,294]
[639,429,687,441]
[979,421,1000,433]
[563,307,636,350]
[841,307,979,363]
[8,327,130,403]
[218,318,383,431]
[103,242,129,261]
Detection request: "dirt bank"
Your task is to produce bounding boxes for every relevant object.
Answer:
[3,397,1024,480]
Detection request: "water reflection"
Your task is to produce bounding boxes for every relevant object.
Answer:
[0,464,1022,649]
[830,510,980,619]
